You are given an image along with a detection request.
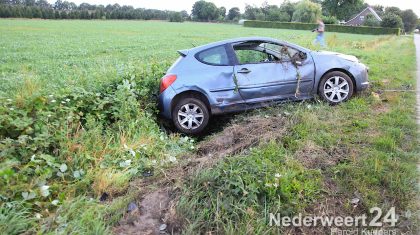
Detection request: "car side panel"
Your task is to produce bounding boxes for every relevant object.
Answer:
[234,58,315,104]
[311,53,369,92]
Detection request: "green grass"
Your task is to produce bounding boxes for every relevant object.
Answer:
[177,30,419,233]
[0,19,418,234]
[178,142,323,234]
[0,202,36,234]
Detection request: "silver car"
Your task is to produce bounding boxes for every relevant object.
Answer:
[158,37,369,134]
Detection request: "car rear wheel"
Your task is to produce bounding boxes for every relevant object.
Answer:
[318,71,354,104]
[172,97,209,135]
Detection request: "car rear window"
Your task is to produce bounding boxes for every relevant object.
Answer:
[196,46,229,66]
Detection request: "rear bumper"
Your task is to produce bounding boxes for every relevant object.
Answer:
[158,86,177,120]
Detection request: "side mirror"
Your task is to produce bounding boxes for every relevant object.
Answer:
[299,51,307,60]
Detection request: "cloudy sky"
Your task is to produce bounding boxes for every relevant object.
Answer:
[47,0,420,16]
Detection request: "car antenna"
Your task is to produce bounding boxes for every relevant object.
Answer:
[191,41,197,47]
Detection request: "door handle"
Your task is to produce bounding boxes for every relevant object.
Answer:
[294,61,302,66]
[237,68,251,74]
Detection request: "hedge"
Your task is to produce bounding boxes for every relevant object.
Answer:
[243,20,400,35]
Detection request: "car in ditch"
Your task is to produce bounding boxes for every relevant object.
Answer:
[158,37,369,134]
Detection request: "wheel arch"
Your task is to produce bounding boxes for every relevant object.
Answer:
[318,68,357,93]
[171,90,211,116]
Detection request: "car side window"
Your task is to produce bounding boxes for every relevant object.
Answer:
[278,46,301,62]
[233,42,281,64]
[263,43,301,62]
[197,46,229,65]
[235,49,270,64]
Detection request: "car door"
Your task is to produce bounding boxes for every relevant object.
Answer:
[232,42,315,103]
[191,45,244,110]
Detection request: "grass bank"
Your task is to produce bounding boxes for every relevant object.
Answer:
[177,36,419,234]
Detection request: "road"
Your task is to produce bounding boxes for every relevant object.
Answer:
[416,34,420,126]
[415,35,420,195]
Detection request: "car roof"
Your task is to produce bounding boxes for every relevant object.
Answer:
[178,37,310,56]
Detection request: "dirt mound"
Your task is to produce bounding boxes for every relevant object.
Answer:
[113,115,289,235]
[198,115,287,157]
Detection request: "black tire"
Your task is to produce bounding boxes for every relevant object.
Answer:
[318,71,354,105]
[172,97,210,135]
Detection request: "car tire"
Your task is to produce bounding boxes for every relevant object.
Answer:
[172,97,209,135]
[318,71,354,105]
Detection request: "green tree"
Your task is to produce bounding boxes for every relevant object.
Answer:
[180,10,189,20]
[32,6,41,18]
[363,14,380,27]
[0,5,12,17]
[218,6,226,18]
[292,0,322,23]
[191,0,219,21]
[372,5,384,16]
[322,15,339,24]
[60,10,68,19]
[381,13,403,29]
[24,0,35,7]
[384,6,401,17]
[279,0,295,21]
[169,12,184,22]
[23,6,32,18]
[401,9,418,32]
[36,0,50,8]
[244,4,262,20]
[266,7,290,22]
[227,7,240,21]
[322,0,365,21]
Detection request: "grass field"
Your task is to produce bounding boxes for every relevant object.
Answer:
[0,19,419,234]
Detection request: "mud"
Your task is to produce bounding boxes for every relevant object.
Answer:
[113,189,171,235]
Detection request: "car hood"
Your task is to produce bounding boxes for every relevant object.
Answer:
[313,51,359,63]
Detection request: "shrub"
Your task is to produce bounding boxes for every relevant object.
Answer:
[291,0,322,23]
[322,15,338,25]
[244,20,401,35]
[169,12,184,22]
[0,62,194,222]
[401,9,418,32]
[266,8,290,22]
[363,14,381,27]
[380,13,403,29]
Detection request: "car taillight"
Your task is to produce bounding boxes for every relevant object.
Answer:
[160,74,177,93]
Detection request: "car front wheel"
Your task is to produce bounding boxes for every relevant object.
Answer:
[318,71,354,104]
[172,97,209,135]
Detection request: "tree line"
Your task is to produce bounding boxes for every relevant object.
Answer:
[241,1,418,32]
[0,0,419,32]
[0,0,188,20]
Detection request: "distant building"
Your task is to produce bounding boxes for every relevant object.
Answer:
[344,6,382,26]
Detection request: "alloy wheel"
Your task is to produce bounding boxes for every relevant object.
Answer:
[177,103,204,130]
[323,76,350,103]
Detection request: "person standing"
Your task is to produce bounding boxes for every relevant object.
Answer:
[313,18,326,47]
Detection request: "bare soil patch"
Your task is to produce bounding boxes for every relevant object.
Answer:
[112,115,288,234]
